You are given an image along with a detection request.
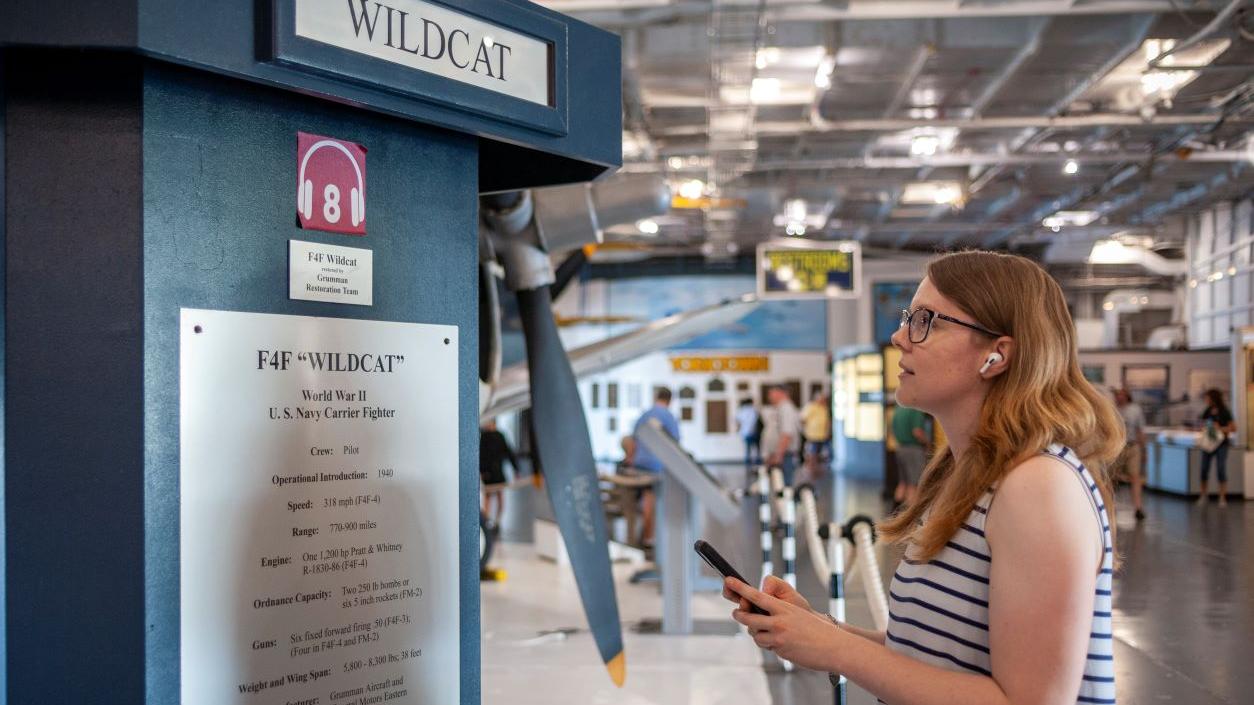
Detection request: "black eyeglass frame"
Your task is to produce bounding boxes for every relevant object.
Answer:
[900,307,1005,344]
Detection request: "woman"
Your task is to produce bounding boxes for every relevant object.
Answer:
[1198,388,1236,507]
[723,251,1124,705]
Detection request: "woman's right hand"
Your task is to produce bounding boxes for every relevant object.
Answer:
[723,575,813,613]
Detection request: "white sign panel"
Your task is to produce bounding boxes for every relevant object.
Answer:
[290,240,374,306]
[180,309,459,705]
[296,0,551,106]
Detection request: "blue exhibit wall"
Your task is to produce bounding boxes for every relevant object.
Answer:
[0,52,7,701]
[4,50,480,703]
[5,52,147,704]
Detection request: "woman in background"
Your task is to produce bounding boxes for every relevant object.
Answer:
[1198,387,1236,507]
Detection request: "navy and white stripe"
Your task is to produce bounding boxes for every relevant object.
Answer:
[828,526,848,705]
[884,444,1117,704]
[757,468,773,581]
[780,485,797,672]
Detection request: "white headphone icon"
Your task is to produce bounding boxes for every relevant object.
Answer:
[298,139,365,227]
[979,352,1004,375]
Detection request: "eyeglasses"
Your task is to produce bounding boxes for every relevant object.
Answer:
[899,307,1005,344]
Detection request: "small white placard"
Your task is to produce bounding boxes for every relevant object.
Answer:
[296,0,551,106]
[290,240,373,306]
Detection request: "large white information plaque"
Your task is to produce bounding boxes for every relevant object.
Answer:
[180,309,459,705]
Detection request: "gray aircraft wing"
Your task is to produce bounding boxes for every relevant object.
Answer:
[482,293,760,420]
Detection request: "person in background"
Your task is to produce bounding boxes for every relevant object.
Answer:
[617,435,638,473]
[802,391,832,481]
[479,418,520,531]
[1198,388,1236,507]
[890,404,930,507]
[632,388,679,548]
[762,385,801,485]
[735,398,761,468]
[1112,387,1147,520]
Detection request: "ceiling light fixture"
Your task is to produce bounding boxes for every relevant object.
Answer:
[911,135,941,157]
[814,55,836,89]
[755,47,781,70]
[749,78,781,104]
[1063,159,1079,175]
[901,181,965,207]
[677,179,705,200]
[636,219,659,235]
[932,184,962,205]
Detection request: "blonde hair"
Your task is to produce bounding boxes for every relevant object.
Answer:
[879,251,1124,563]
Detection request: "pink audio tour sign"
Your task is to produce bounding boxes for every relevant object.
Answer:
[297,131,368,235]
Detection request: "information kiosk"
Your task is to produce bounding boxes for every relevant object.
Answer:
[0,2,620,703]
[635,421,741,635]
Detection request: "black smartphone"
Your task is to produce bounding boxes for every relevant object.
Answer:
[694,539,768,615]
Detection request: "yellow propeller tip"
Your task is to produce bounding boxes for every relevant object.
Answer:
[605,651,626,687]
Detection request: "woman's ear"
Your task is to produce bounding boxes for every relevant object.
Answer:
[980,337,1015,378]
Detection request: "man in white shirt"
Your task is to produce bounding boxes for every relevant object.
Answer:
[1113,387,1147,520]
[762,386,801,485]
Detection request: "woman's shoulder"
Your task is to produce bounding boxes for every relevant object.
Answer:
[987,451,1102,553]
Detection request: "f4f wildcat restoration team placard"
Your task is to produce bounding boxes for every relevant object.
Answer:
[180,309,460,705]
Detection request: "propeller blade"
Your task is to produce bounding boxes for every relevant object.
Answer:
[516,286,626,686]
[551,246,589,300]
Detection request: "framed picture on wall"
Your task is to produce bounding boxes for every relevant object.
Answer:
[873,282,921,345]
[1123,364,1170,425]
[1081,365,1105,385]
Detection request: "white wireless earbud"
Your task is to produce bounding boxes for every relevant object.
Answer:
[979,352,1004,375]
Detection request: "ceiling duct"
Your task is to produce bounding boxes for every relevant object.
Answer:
[1043,236,1187,278]
[531,174,672,252]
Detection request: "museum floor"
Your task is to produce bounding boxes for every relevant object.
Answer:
[481,466,1251,705]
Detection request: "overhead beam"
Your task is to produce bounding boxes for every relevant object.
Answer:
[1131,162,1250,224]
[969,17,1050,117]
[883,44,935,119]
[540,0,1194,22]
[965,13,1156,193]
[656,112,1238,136]
[619,149,1249,172]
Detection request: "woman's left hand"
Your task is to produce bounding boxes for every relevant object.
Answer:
[726,578,845,672]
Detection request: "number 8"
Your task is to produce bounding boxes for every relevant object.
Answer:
[323,184,342,223]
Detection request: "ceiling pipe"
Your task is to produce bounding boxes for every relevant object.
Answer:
[621,149,1249,172]
[881,44,935,119]
[981,164,1142,248]
[965,14,1156,194]
[969,18,1051,118]
[655,112,1237,136]
[544,0,1206,23]
[1131,162,1250,223]
[1148,0,1246,67]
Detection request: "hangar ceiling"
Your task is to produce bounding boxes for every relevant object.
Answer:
[537,0,1253,274]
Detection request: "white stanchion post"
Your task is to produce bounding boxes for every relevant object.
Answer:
[827,522,847,705]
[757,467,773,583]
[779,486,796,672]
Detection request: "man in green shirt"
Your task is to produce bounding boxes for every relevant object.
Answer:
[891,405,931,506]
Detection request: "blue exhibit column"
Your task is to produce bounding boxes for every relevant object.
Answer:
[4,52,480,704]
[2,1,619,701]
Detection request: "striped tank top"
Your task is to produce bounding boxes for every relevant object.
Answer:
[885,444,1116,704]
